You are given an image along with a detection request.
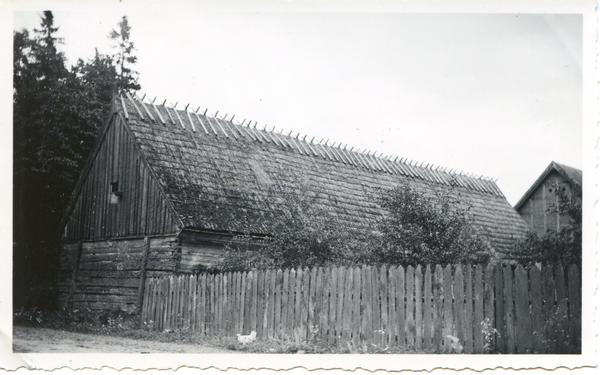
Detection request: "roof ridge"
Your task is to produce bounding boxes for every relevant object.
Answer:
[119,94,503,196]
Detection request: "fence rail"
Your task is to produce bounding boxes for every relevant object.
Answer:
[141,263,581,353]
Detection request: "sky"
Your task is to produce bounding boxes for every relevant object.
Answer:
[9,6,586,206]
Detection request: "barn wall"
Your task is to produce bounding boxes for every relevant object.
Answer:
[178,229,264,272]
[63,114,180,242]
[517,170,573,237]
[57,236,180,312]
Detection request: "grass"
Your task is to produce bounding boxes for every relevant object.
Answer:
[13,306,435,354]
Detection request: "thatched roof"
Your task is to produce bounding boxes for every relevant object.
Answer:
[117,94,528,256]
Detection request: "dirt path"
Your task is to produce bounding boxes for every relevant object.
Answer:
[12,326,235,353]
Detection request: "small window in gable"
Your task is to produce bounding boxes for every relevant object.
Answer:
[110,181,122,204]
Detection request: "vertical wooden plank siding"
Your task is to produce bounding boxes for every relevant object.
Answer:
[64,115,180,242]
[140,265,581,354]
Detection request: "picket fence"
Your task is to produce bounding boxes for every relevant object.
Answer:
[140,264,581,354]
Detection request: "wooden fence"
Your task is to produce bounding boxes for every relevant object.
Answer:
[140,264,581,354]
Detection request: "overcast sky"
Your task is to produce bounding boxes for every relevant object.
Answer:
[11,7,585,206]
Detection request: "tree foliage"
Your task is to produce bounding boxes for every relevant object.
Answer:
[216,182,489,272]
[108,16,141,93]
[369,183,490,266]
[216,188,363,272]
[13,12,140,308]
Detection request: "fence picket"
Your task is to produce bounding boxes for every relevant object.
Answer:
[454,264,465,353]
[335,266,345,345]
[494,264,505,353]
[515,264,532,353]
[341,267,353,346]
[433,265,443,352]
[371,266,382,346]
[328,267,338,344]
[380,265,389,347]
[415,265,423,350]
[473,265,484,353]
[140,264,580,354]
[274,269,283,339]
[300,268,310,340]
[387,267,397,347]
[555,266,568,322]
[352,267,362,346]
[442,265,453,352]
[568,264,581,322]
[503,266,515,353]
[267,270,276,339]
[281,269,290,337]
[318,267,329,342]
[529,266,543,353]
[423,265,433,350]
[484,264,494,332]
[362,266,373,345]
[406,265,415,348]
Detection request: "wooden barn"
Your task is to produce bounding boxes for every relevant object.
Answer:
[514,161,582,237]
[57,95,529,311]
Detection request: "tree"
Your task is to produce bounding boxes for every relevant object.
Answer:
[13,13,140,308]
[370,183,491,266]
[216,182,490,273]
[108,16,141,93]
[216,187,362,272]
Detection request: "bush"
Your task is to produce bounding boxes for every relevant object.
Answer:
[370,183,490,267]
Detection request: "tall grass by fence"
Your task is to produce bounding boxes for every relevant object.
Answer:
[140,263,580,354]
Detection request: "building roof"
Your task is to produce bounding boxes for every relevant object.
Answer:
[514,161,582,211]
[64,94,529,257]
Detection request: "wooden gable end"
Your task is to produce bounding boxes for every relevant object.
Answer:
[62,113,182,242]
[517,169,574,237]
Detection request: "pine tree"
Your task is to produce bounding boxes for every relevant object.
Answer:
[109,16,141,93]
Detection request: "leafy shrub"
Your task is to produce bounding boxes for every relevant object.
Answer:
[370,183,491,266]
[217,182,491,272]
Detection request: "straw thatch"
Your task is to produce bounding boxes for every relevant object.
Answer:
[114,94,528,257]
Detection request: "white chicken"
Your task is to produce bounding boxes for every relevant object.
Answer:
[445,335,464,354]
[237,330,257,345]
